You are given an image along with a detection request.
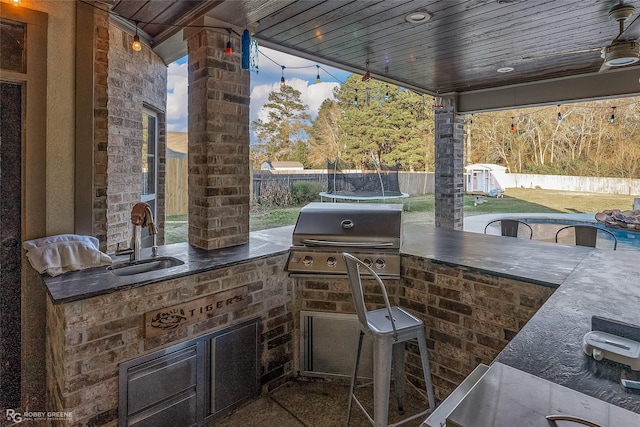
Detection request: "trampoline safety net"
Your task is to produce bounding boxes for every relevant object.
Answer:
[326,159,403,198]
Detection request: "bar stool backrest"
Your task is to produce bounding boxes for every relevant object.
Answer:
[555,224,617,250]
[483,219,533,239]
[342,252,398,341]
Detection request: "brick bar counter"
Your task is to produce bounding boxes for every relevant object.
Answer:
[39,224,640,425]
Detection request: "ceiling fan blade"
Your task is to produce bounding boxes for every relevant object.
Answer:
[522,47,601,60]
[618,13,640,40]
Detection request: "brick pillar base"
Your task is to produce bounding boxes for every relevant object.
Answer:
[434,97,464,230]
[186,24,250,249]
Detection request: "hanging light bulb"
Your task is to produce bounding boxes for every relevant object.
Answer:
[316,65,321,83]
[510,118,515,131]
[557,105,562,121]
[131,21,142,52]
[225,29,233,54]
[362,60,371,82]
[610,106,616,124]
[280,66,286,88]
[353,89,358,106]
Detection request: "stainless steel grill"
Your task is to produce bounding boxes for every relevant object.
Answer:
[284,203,403,278]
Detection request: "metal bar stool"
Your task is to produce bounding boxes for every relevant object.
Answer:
[555,224,617,250]
[483,219,533,239]
[342,252,436,427]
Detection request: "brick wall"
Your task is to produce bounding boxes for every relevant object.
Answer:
[434,96,465,230]
[295,256,554,404]
[93,9,109,249]
[401,255,555,401]
[44,252,554,425]
[186,27,251,250]
[45,255,294,426]
[105,22,167,253]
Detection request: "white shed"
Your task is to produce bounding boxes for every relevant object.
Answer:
[465,164,508,195]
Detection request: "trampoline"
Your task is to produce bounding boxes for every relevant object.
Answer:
[320,159,410,207]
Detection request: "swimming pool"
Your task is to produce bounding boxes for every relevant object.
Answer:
[465,213,640,250]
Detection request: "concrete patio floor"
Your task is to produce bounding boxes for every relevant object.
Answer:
[212,376,430,427]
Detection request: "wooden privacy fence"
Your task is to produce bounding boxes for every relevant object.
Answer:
[166,157,188,216]
[165,166,437,215]
[251,171,435,200]
[252,172,326,201]
[165,164,640,217]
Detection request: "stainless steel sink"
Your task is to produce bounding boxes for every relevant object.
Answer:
[108,257,184,276]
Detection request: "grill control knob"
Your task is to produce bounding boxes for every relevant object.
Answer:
[303,256,313,266]
[363,258,372,267]
[327,256,337,267]
[375,259,386,269]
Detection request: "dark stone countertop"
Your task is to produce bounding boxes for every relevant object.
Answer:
[400,224,592,288]
[42,226,294,304]
[495,249,640,413]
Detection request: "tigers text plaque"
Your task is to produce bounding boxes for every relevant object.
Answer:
[144,286,249,338]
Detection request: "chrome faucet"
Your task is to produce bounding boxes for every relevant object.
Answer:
[115,202,158,261]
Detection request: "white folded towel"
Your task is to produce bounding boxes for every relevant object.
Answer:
[23,234,112,277]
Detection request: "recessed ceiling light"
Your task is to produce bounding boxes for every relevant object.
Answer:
[497,67,515,73]
[406,11,431,23]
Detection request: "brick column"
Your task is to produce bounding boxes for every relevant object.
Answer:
[434,96,465,230]
[186,23,250,249]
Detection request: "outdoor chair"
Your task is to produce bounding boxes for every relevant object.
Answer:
[342,252,436,427]
[555,224,617,250]
[483,219,533,239]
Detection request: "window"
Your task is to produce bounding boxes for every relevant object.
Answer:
[141,108,157,248]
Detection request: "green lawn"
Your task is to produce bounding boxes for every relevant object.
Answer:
[164,189,637,244]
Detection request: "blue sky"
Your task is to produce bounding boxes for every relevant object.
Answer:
[166,47,352,138]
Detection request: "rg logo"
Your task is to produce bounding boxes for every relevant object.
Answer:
[6,409,22,422]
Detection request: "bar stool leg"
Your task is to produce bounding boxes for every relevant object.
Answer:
[392,342,406,414]
[347,331,365,427]
[417,331,436,411]
[373,338,393,427]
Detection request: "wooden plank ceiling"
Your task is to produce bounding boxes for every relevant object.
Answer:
[110,0,640,109]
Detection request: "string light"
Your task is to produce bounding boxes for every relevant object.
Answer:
[557,105,562,121]
[610,106,616,124]
[316,65,321,83]
[131,21,142,52]
[280,66,286,88]
[353,89,358,106]
[225,28,232,54]
[510,118,515,131]
[362,60,371,82]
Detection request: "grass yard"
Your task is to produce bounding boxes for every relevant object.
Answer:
[164,189,637,244]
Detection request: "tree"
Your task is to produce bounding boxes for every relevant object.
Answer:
[333,75,434,171]
[251,85,311,168]
[308,99,342,168]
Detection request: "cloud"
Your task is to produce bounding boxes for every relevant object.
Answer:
[251,78,340,124]
[166,61,188,132]
[165,47,350,136]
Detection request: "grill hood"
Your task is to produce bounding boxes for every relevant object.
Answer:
[291,203,403,248]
